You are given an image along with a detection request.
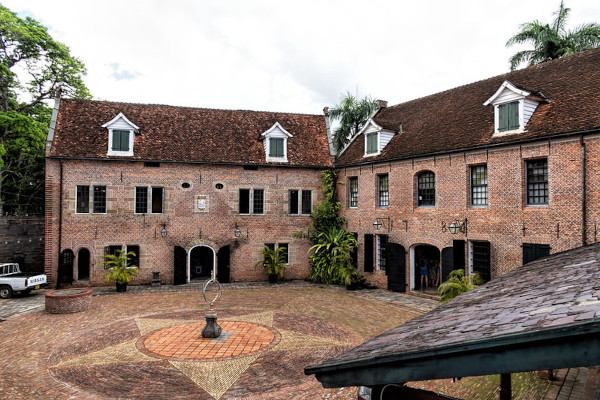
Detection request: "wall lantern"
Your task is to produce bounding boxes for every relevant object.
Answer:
[372,217,391,231]
[442,218,468,235]
[234,222,241,238]
[161,222,168,238]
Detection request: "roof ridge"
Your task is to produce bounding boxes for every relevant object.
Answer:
[61,98,323,118]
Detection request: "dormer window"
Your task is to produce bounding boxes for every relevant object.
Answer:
[261,122,292,163]
[498,101,520,132]
[366,133,378,155]
[360,119,395,157]
[102,112,139,157]
[269,137,285,158]
[484,80,543,136]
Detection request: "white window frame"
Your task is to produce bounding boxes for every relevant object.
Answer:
[261,122,292,163]
[102,112,139,157]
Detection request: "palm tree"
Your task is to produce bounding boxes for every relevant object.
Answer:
[506,1,600,71]
[329,92,377,154]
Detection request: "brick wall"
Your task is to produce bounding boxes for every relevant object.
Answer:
[45,158,323,286]
[0,216,44,273]
[339,135,596,291]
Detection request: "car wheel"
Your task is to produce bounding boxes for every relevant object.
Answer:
[0,286,12,299]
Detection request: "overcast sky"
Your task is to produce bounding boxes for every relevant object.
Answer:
[6,0,600,114]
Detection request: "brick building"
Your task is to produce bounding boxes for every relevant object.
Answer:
[45,100,332,287]
[337,48,600,291]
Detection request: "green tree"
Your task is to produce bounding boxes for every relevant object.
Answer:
[506,1,600,70]
[437,269,483,303]
[329,92,377,154]
[0,5,91,213]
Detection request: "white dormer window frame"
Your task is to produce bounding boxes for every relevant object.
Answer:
[261,122,293,163]
[365,131,380,156]
[484,81,532,136]
[102,112,139,157]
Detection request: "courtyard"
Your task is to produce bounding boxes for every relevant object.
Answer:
[0,282,574,399]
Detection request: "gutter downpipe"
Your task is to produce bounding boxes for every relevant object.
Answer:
[57,160,63,289]
[581,135,587,246]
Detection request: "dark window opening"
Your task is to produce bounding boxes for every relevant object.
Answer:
[93,186,106,213]
[244,165,258,171]
[181,182,190,189]
[526,159,548,205]
[417,171,435,207]
[215,183,224,190]
[151,187,164,214]
[289,190,299,214]
[278,243,288,264]
[301,190,312,214]
[126,245,140,268]
[144,162,160,168]
[239,189,250,214]
[471,165,488,206]
[523,243,550,265]
[349,177,358,207]
[76,186,89,213]
[135,187,148,214]
[472,241,491,283]
[253,189,264,214]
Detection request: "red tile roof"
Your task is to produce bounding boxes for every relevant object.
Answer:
[49,100,332,168]
[337,48,600,166]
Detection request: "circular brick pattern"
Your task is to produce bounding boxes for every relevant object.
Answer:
[139,321,279,360]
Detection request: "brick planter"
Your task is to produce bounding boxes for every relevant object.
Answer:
[45,288,92,314]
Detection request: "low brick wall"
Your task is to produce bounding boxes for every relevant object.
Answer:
[45,288,92,314]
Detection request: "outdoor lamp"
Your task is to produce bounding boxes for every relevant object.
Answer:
[161,222,167,238]
[449,221,458,234]
[373,220,382,230]
[234,223,241,238]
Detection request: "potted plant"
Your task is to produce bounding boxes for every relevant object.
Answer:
[103,249,138,292]
[255,245,287,283]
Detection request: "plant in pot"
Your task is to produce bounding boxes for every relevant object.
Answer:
[255,245,287,283]
[103,249,138,292]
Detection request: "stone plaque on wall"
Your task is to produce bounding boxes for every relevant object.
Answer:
[195,195,209,213]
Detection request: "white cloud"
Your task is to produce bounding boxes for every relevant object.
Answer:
[4,0,600,113]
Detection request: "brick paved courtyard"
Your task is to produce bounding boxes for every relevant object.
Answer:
[0,283,564,399]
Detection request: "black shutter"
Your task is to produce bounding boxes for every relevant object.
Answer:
[364,234,373,272]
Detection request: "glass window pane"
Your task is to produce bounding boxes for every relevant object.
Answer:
[527,159,548,205]
[349,177,358,207]
[378,175,389,207]
[93,186,106,213]
[253,189,264,214]
[301,190,312,214]
[135,187,148,214]
[76,186,89,213]
[417,172,435,206]
[366,133,378,154]
[471,165,488,206]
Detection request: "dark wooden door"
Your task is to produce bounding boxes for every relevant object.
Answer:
[77,248,90,281]
[453,240,465,270]
[58,249,74,286]
[364,234,374,272]
[441,247,454,282]
[174,246,187,285]
[387,243,406,292]
[217,245,230,283]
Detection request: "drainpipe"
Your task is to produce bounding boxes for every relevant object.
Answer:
[57,160,63,289]
[581,136,587,246]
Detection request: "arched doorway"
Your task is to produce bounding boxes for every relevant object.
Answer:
[58,249,74,287]
[188,245,215,281]
[77,248,90,281]
[410,244,440,291]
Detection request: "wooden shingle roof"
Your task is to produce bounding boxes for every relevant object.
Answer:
[337,48,600,166]
[49,100,332,168]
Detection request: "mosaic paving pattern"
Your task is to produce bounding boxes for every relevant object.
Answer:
[47,309,358,399]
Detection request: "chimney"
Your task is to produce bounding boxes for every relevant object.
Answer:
[376,100,388,110]
[323,106,329,116]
